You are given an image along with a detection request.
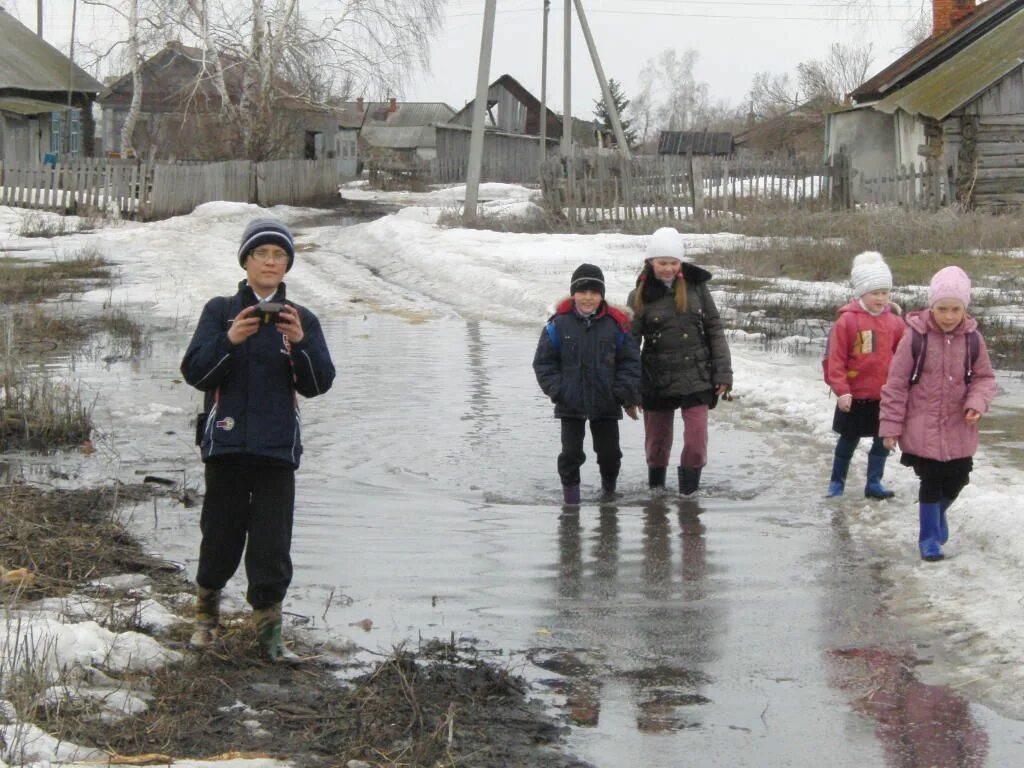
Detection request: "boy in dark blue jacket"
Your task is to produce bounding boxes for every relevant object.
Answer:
[180,217,335,660]
[533,263,641,505]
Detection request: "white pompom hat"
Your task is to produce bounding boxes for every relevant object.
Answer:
[850,251,893,297]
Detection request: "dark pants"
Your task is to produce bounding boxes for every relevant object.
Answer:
[558,418,621,487]
[197,460,295,609]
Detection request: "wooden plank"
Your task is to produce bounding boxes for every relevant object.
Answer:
[975,167,1024,180]
[977,114,1024,127]
[978,154,1024,169]
[976,142,1024,157]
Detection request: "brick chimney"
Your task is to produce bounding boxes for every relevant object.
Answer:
[933,0,976,36]
[388,97,398,113]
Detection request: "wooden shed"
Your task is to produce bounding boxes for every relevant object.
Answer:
[827,0,1024,210]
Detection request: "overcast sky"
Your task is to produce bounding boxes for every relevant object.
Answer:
[8,0,928,117]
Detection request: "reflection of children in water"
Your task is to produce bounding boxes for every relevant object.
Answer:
[551,501,712,733]
[830,646,989,767]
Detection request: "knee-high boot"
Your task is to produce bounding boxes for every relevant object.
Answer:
[938,497,952,545]
[189,586,221,648]
[864,450,895,500]
[918,502,944,562]
[826,441,854,498]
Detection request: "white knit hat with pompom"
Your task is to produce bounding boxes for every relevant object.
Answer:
[850,251,892,297]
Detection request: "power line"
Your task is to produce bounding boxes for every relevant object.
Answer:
[447,8,916,21]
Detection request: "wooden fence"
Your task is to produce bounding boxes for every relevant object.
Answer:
[0,158,342,220]
[859,161,947,210]
[541,152,852,224]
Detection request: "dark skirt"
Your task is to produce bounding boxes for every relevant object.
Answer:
[832,398,881,439]
[643,389,715,412]
[899,452,973,480]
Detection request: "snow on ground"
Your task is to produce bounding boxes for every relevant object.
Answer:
[2,186,1024,757]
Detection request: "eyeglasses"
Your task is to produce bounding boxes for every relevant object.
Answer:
[250,249,289,264]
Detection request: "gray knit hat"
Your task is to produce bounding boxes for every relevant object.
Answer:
[238,217,295,271]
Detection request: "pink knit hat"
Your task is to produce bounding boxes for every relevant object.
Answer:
[928,266,971,308]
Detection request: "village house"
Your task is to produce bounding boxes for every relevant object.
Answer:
[734,101,826,162]
[0,7,103,164]
[436,74,605,184]
[97,41,339,162]
[356,98,455,178]
[826,0,1024,210]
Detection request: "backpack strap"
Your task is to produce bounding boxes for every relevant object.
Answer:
[965,330,980,385]
[545,320,560,352]
[909,329,927,386]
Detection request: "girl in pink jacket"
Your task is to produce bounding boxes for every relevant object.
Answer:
[880,266,997,562]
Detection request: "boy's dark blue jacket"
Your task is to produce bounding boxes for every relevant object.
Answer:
[180,280,335,468]
[533,298,641,420]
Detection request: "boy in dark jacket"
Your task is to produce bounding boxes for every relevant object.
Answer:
[533,263,641,505]
[180,217,335,660]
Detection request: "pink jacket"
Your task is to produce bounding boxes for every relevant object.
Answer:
[879,310,997,461]
[825,299,905,400]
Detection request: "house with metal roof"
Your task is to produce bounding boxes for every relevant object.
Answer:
[356,99,455,176]
[98,41,340,162]
[0,7,103,163]
[825,0,1024,209]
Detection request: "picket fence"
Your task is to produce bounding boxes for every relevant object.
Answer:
[0,158,341,220]
[540,152,853,225]
[859,162,947,210]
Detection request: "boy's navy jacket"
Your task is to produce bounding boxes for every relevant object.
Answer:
[180,280,335,468]
[533,298,641,420]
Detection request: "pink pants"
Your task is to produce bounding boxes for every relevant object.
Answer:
[644,405,709,469]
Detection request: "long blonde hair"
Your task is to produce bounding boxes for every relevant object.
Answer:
[631,262,688,314]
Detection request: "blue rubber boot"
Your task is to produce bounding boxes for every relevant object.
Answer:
[938,497,952,545]
[864,447,895,500]
[826,439,855,498]
[918,502,944,561]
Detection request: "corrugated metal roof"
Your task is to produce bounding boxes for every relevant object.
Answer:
[0,9,104,94]
[360,125,438,149]
[873,8,1024,119]
[851,0,1022,102]
[361,102,454,128]
[657,131,734,155]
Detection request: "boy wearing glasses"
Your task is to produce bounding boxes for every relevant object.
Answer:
[180,217,335,660]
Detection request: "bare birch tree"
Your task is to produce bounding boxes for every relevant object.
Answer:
[797,42,875,105]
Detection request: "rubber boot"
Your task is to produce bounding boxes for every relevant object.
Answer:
[600,476,618,502]
[938,497,952,545]
[562,484,581,507]
[189,586,220,648]
[918,502,944,562]
[648,466,667,491]
[679,466,701,496]
[864,450,895,499]
[254,603,287,661]
[826,444,853,498]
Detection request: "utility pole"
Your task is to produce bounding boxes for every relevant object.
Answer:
[573,0,630,158]
[563,0,574,223]
[463,0,497,224]
[539,0,550,168]
[37,0,43,35]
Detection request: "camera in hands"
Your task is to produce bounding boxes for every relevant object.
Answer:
[256,301,285,324]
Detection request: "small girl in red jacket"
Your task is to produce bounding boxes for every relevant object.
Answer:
[880,266,997,562]
[824,252,906,498]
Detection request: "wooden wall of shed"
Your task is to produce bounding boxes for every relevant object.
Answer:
[950,65,1024,210]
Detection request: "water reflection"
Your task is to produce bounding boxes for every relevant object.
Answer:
[541,497,717,735]
[830,646,989,767]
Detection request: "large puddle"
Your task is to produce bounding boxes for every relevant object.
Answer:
[10,312,1024,766]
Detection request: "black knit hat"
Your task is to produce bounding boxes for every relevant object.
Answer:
[238,217,296,272]
[570,263,605,297]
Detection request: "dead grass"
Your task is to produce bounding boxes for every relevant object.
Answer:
[0,248,112,303]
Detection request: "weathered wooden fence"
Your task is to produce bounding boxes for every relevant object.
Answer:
[541,152,852,224]
[0,158,342,220]
[860,162,947,210]
[434,125,558,184]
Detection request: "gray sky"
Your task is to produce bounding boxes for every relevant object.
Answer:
[9,0,927,117]
[405,0,927,115]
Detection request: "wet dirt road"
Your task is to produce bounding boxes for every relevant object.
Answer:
[62,313,1024,766]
